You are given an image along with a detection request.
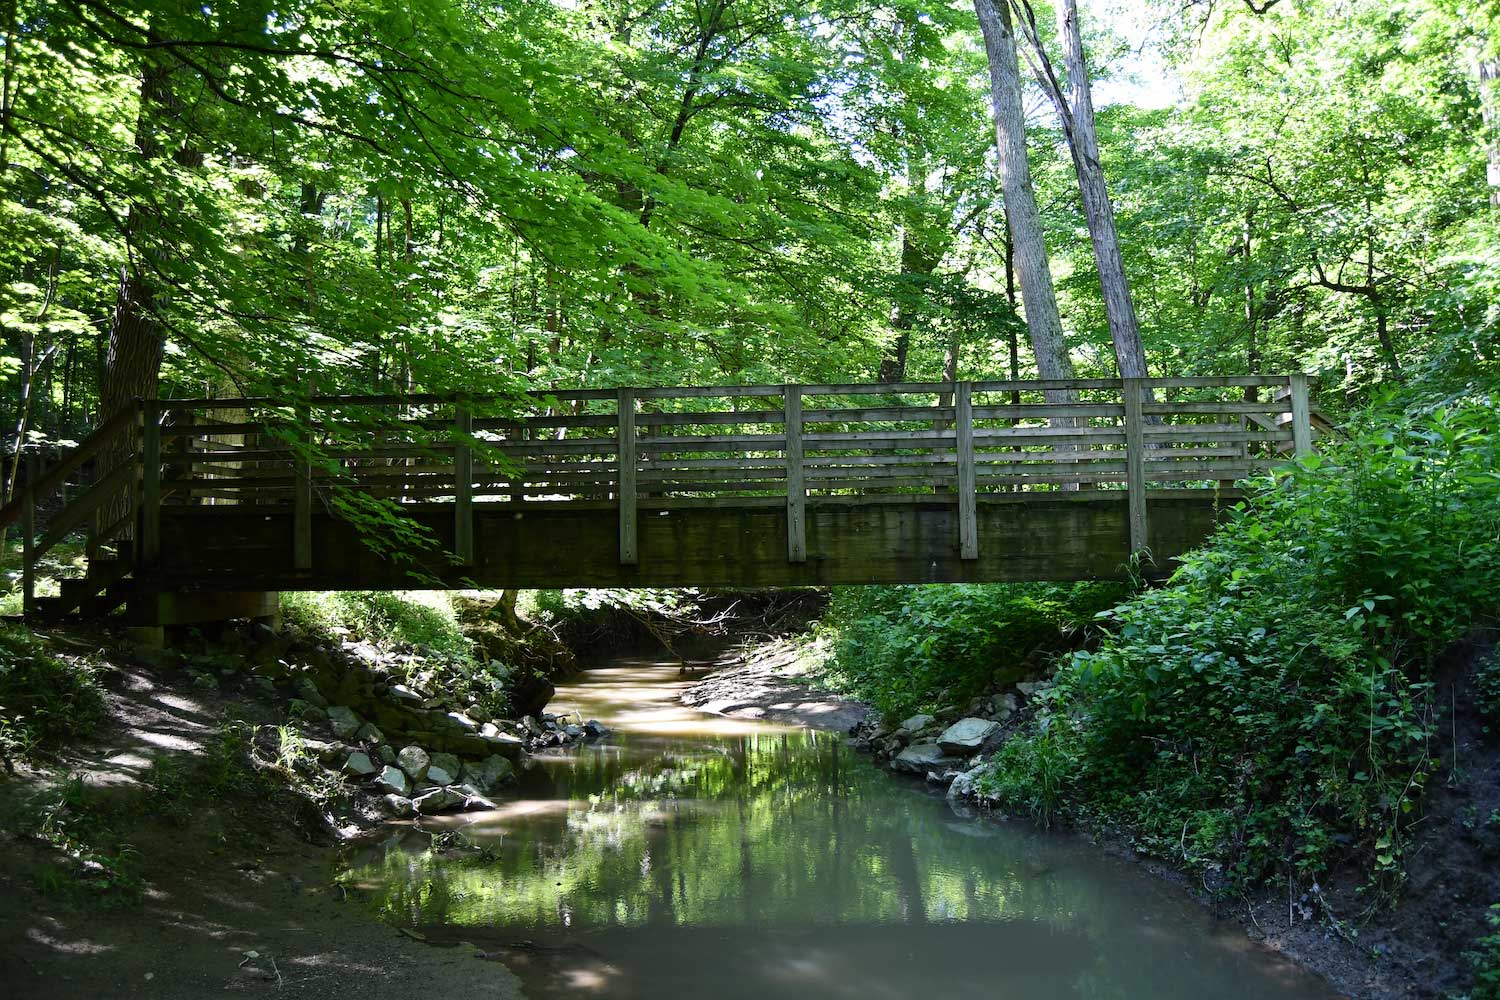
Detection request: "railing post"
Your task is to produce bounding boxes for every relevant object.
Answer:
[293,397,313,571]
[453,405,474,565]
[617,387,637,565]
[1123,377,1149,556]
[1289,373,1313,457]
[785,384,806,563]
[955,382,978,560]
[21,451,36,617]
[140,400,162,570]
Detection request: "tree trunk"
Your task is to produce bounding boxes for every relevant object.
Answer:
[880,232,938,382]
[1056,0,1149,379]
[1481,56,1499,210]
[973,0,1075,393]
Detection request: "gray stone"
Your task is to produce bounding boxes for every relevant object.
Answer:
[412,786,464,814]
[890,742,960,776]
[374,765,410,797]
[341,751,378,778]
[1015,680,1051,699]
[355,722,385,744]
[938,718,1002,755]
[426,763,458,785]
[583,720,610,739]
[376,744,397,765]
[481,732,526,761]
[327,705,362,740]
[479,722,501,738]
[381,794,415,818]
[469,754,515,792]
[443,712,478,733]
[396,745,430,782]
[429,752,461,780]
[564,724,584,739]
[389,683,423,704]
[456,784,498,811]
[900,713,936,733]
[467,704,492,724]
[947,765,985,801]
[295,678,328,708]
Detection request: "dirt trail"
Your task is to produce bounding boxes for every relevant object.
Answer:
[0,646,523,1000]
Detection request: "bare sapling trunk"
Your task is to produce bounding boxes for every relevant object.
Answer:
[1055,0,1149,382]
[1482,55,1499,210]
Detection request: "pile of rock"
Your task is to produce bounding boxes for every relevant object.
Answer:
[220,623,610,815]
[851,686,1032,794]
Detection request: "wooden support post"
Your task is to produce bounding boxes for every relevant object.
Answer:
[617,387,637,565]
[785,384,806,563]
[508,425,526,505]
[293,402,313,571]
[140,400,162,570]
[1123,377,1149,555]
[955,382,978,560]
[1289,373,1313,458]
[21,452,35,617]
[453,405,474,565]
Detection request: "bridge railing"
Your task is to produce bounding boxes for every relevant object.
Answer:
[5,376,1316,613]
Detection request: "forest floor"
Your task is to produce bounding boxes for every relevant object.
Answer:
[0,633,524,1000]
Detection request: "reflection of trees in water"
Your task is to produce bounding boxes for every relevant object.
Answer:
[347,732,1087,933]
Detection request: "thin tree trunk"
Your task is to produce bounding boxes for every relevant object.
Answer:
[1481,56,1499,209]
[973,0,1075,394]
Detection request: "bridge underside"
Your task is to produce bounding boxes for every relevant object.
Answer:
[149,491,1235,595]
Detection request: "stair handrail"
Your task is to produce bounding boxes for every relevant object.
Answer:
[3,400,144,617]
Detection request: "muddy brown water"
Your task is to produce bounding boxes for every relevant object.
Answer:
[341,657,1338,999]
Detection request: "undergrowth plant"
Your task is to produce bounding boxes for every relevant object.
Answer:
[0,626,106,765]
[815,582,1126,721]
[980,398,1500,894]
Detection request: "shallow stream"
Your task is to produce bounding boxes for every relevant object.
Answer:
[341,656,1336,999]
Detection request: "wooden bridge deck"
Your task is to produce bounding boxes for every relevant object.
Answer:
[6,376,1317,623]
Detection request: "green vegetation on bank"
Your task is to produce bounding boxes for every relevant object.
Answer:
[0,626,105,765]
[821,397,1500,895]
[816,582,1126,721]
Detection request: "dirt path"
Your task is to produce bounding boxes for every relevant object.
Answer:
[0,649,524,1000]
[680,638,868,731]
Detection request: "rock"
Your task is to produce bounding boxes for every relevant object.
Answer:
[343,640,383,667]
[375,765,410,796]
[480,731,526,761]
[938,718,1002,755]
[248,620,278,645]
[510,674,555,720]
[397,746,431,782]
[381,794,415,818]
[355,722,385,744]
[995,693,1018,717]
[890,742,960,776]
[479,722,501,738]
[467,704,492,724]
[1015,680,1051,699]
[295,678,328,708]
[376,744,397,765]
[443,712,478,734]
[341,751,378,778]
[900,713,936,733]
[298,704,329,725]
[522,716,544,736]
[426,763,457,785]
[456,784,498,811]
[947,764,985,801]
[564,724,584,739]
[389,683,423,705]
[412,786,464,814]
[469,754,515,792]
[583,720,610,739]
[327,705,362,740]
[429,751,461,779]
[249,677,278,697]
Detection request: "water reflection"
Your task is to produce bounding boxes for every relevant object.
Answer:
[342,658,1336,999]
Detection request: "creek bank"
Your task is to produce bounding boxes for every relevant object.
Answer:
[843,631,1500,1000]
[680,637,869,731]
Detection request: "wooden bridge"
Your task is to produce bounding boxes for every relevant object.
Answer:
[4,376,1318,627]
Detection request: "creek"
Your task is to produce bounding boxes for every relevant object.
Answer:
[340,655,1336,999]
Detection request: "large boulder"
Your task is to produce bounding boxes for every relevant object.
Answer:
[468,754,516,793]
[382,794,416,819]
[890,742,961,776]
[427,752,462,786]
[412,786,464,814]
[900,713,936,734]
[938,718,1001,755]
[396,745,431,782]
[341,751,378,778]
[327,705,362,740]
[374,765,410,797]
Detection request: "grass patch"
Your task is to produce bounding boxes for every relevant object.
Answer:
[0,625,106,764]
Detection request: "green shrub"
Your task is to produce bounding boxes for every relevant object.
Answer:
[1477,654,1500,742]
[0,626,106,761]
[1468,904,1500,1000]
[281,590,472,658]
[815,581,1126,721]
[983,399,1500,891]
